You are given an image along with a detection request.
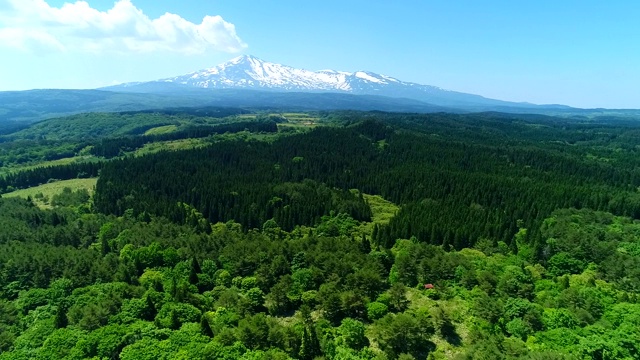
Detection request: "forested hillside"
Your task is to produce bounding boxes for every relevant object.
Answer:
[94,119,640,257]
[1,110,640,359]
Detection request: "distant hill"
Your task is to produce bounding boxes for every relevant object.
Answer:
[0,88,454,124]
[0,89,201,123]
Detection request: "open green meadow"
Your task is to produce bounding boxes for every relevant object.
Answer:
[0,156,99,177]
[358,193,400,235]
[143,124,179,136]
[2,178,97,208]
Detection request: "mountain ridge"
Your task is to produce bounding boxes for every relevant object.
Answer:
[107,55,565,110]
[162,55,422,93]
[6,56,640,124]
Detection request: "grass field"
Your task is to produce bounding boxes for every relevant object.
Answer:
[280,113,320,128]
[235,113,321,128]
[235,114,258,120]
[356,193,400,235]
[281,113,319,121]
[134,138,211,156]
[364,194,400,224]
[144,124,179,136]
[2,178,98,208]
[0,156,99,176]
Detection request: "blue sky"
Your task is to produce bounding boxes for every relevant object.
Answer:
[1,0,639,108]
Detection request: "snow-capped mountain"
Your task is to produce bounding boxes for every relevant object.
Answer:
[109,55,557,110]
[165,55,354,91]
[154,55,427,95]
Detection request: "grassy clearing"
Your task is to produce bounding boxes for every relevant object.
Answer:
[0,156,99,176]
[134,138,210,157]
[2,178,98,209]
[403,287,470,359]
[235,113,321,127]
[144,124,178,136]
[235,114,258,120]
[364,194,399,224]
[281,113,319,121]
[133,131,284,157]
[281,113,320,127]
[355,193,400,235]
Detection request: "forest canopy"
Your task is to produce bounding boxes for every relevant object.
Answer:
[1,110,640,359]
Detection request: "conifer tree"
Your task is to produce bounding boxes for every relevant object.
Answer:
[101,236,110,255]
[142,294,157,321]
[189,257,201,285]
[361,234,371,253]
[200,314,214,338]
[299,305,321,360]
[54,304,68,329]
[170,309,180,330]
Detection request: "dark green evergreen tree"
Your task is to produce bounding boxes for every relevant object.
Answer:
[189,257,201,285]
[101,235,110,255]
[299,305,321,360]
[142,294,157,321]
[169,309,180,330]
[54,304,68,329]
[361,234,371,253]
[200,314,214,338]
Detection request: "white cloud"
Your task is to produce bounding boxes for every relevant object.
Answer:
[0,0,247,54]
[0,27,65,53]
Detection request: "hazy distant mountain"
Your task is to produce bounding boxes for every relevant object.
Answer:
[5,56,640,124]
[107,55,567,111]
[0,89,191,124]
[0,88,453,124]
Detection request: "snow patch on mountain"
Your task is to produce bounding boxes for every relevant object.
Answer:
[160,55,411,93]
[355,71,385,84]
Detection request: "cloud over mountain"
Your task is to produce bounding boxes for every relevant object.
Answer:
[0,0,247,54]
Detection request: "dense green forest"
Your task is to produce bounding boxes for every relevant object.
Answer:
[0,110,256,174]
[2,110,640,359]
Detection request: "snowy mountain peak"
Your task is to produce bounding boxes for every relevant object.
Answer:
[164,56,315,90]
[112,55,529,109]
[224,54,265,69]
[162,55,414,92]
[228,54,256,63]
